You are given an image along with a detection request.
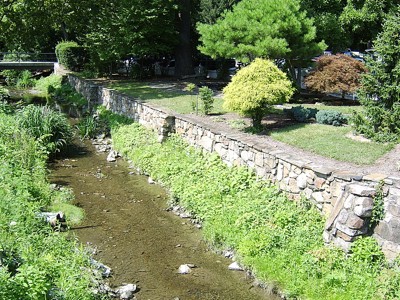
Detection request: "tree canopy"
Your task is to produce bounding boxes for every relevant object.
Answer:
[197,0,326,63]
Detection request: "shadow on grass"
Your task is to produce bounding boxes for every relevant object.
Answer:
[108,81,186,101]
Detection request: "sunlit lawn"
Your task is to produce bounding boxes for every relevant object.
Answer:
[107,80,226,114]
[105,80,394,165]
[270,123,394,165]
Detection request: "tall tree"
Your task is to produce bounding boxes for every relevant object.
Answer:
[198,0,239,24]
[0,0,100,51]
[353,7,400,142]
[175,0,194,77]
[300,0,349,52]
[339,0,400,50]
[197,0,326,85]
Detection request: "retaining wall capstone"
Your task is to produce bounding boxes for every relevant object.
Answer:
[65,73,400,259]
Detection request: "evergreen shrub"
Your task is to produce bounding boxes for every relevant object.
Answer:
[284,105,318,122]
[55,41,86,71]
[223,58,294,128]
[316,110,347,126]
[352,9,400,142]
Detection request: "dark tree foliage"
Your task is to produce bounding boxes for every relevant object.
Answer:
[352,8,400,142]
[198,0,240,24]
[305,54,367,98]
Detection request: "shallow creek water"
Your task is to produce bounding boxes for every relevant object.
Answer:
[49,139,278,300]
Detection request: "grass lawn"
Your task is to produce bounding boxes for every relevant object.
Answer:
[270,123,394,165]
[104,80,394,165]
[107,80,226,114]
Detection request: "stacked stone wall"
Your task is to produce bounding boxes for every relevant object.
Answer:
[67,74,400,259]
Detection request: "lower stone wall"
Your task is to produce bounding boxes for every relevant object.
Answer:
[67,74,400,259]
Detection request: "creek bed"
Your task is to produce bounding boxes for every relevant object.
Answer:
[49,139,277,300]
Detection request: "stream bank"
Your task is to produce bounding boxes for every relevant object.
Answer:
[49,138,277,300]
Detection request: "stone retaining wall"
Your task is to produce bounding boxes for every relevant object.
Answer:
[66,74,400,259]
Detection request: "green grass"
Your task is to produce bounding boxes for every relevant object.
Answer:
[270,123,393,165]
[107,80,226,114]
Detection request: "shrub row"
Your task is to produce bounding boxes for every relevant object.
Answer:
[55,41,86,71]
[285,106,347,126]
[112,121,400,300]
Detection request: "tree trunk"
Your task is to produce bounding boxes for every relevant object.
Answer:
[175,0,194,77]
[251,110,264,129]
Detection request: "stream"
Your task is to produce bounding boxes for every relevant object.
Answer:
[49,138,278,300]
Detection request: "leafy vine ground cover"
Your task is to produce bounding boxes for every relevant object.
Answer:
[112,122,400,300]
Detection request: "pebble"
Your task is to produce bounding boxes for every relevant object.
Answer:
[114,283,137,300]
[228,261,244,271]
[178,264,191,274]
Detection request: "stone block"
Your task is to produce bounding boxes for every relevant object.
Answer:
[374,221,391,240]
[390,187,400,197]
[255,152,264,167]
[348,184,376,197]
[292,165,302,175]
[333,236,352,252]
[346,213,365,229]
[388,204,400,218]
[336,229,356,242]
[388,218,400,243]
[214,143,227,158]
[323,230,332,243]
[303,187,313,199]
[288,178,300,194]
[344,194,355,209]
[305,169,315,180]
[255,167,267,178]
[354,197,374,217]
[297,173,308,189]
[314,178,326,190]
[276,164,284,181]
[337,209,349,224]
[312,192,324,203]
[241,150,254,162]
[363,173,388,182]
[336,222,364,237]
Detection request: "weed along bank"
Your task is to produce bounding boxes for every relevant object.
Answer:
[64,74,400,259]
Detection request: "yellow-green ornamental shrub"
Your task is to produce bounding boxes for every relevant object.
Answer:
[223,58,294,128]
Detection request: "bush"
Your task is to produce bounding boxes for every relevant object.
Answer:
[284,105,318,122]
[316,110,347,126]
[55,41,86,71]
[35,74,63,96]
[76,105,133,139]
[15,70,36,88]
[198,86,214,115]
[0,86,10,102]
[223,58,294,128]
[17,105,73,154]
